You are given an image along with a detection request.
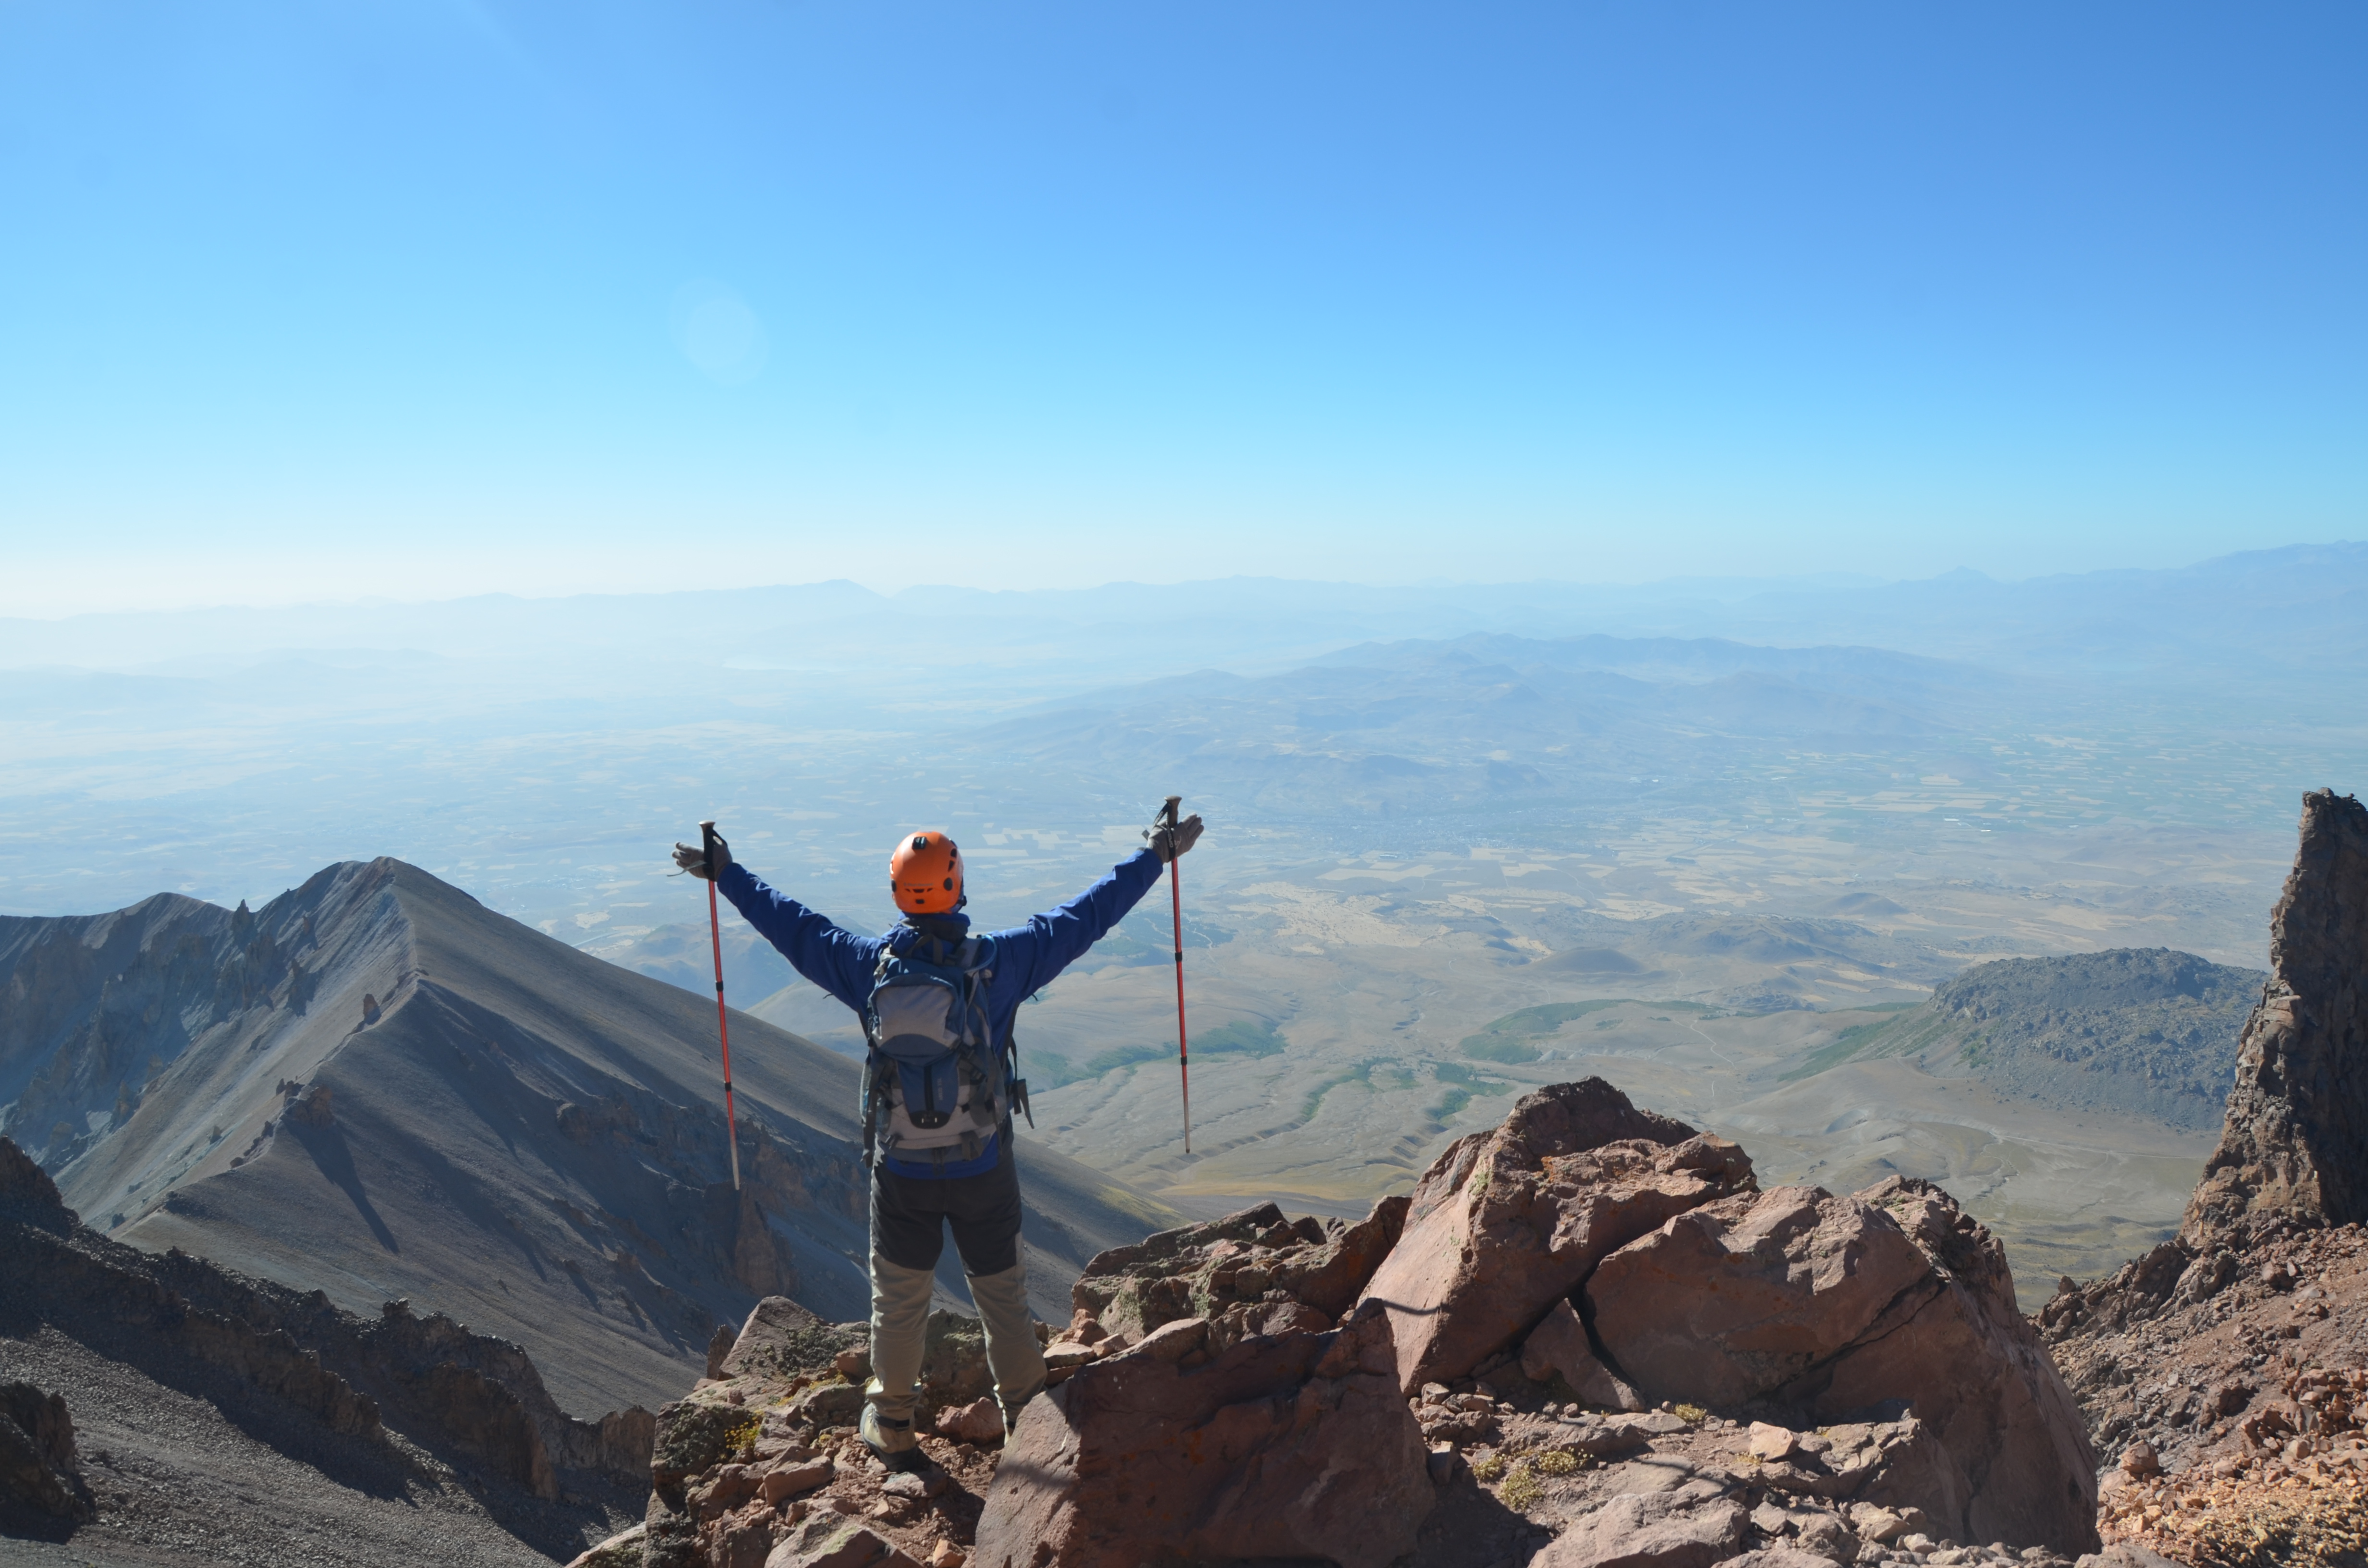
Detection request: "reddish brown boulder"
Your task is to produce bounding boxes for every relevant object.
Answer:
[972,1300,1431,1568]
[1356,1079,1754,1392]
[1806,1179,2098,1551]
[1585,1185,1933,1405]
[1587,1177,2097,1552]
[933,1396,1003,1445]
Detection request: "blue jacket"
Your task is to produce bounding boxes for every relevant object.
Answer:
[717,848,1169,1173]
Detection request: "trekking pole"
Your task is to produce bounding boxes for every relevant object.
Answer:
[700,821,743,1191]
[1162,796,1192,1155]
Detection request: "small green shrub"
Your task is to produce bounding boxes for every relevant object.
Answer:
[1470,1453,1507,1482]
[1674,1403,1707,1424]
[1500,1462,1543,1510]
[1533,1449,1578,1477]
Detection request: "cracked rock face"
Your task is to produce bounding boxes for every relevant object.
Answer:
[2184,789,2368,1245]
[1588,1177,2098,1553]
[1587,1186,1935,1408]
[1357,1078,1754,1393]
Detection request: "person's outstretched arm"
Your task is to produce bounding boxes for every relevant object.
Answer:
[673,830,879,1013]
[1002,811,1204,997]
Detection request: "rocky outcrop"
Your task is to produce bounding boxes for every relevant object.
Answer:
[1066,1192,1406,1344]
[0,1381,92,1521]
[0,1134,650,1508]
[1589,1178,2098,1552]
[634,1295,1011,1568]
[973,1300,1432,1568]
[2042,1205,2368,1560]
[2185,789,2368,1244]
[2015,790,2368,1568]
[1589,1186,1934,1406]
[620,1078,2111,1567]
[1357,1080,1753,1392]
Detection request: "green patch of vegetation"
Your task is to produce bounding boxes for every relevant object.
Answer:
[1084,1041,1173,1078]
[1673,1403,1707,1424]
[1427,1060,1516,1123]
[1470,1453,1507,1482]
[1299,1057,1393,1124]
[1192,1019,1287,1059]
[1458,1000,1627,1062]
[1783,1018,1900,1081]
[1462,1036,1543,1065]
[1500,1462,1543,1510]
[1534,1449,1579,1477]
[1781,1003,1961,1082]
[1030,1019,1288,1090]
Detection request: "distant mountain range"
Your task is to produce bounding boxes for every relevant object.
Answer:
[958,633,2010,820]
[0,861,1174,1417]
[5,541,2361,700]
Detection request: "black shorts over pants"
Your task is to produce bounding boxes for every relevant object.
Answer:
[869,1139,1024,1276]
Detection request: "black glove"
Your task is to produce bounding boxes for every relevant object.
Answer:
[1143,811,1204,864]
[672,829,732,881]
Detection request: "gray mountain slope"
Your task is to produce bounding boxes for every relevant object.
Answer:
[0,860,1176,1418]
[1786,947,2265,1129]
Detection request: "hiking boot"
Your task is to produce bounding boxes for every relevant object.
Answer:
[860,1404,921,1470]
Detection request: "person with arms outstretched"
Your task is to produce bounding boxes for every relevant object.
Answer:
[672,806,1204,1463]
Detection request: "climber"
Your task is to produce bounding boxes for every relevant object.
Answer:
[671,807,1204,1463]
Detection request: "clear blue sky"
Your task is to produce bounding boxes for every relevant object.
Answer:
[1,2,2361,613]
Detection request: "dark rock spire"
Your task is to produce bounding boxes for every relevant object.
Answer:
[2183,789,2368,1244]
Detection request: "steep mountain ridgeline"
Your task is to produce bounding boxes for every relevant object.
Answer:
[0,859,1175,1418]
[1786,948,2264,1129]
[0,862,414,1195]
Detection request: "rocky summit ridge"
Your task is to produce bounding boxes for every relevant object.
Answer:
[590,1076,2097,1568]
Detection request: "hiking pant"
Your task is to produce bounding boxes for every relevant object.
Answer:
[866,1142,1046,1432]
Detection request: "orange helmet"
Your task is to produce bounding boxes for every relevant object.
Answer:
[889,831,963,914]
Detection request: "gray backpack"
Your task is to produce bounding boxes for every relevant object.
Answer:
[860,935,1026,1175]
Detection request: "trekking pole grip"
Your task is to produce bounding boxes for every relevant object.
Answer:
[700,820,718,879]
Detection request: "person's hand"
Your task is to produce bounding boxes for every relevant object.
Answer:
[1143,811,1204,864]
[672,829,732,881]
